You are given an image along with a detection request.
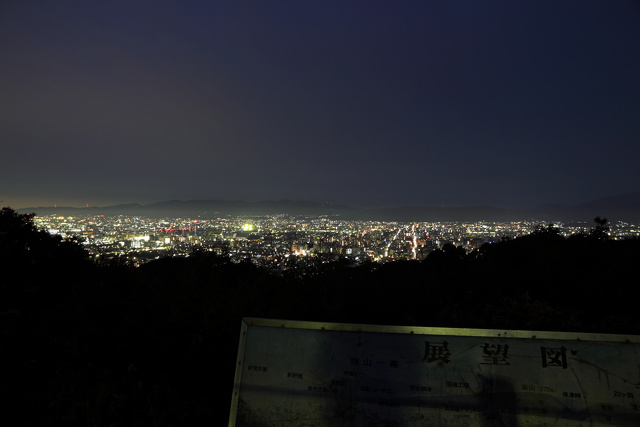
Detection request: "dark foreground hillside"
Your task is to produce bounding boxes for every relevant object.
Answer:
[2,208,638,425]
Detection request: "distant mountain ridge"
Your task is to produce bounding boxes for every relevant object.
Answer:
[16,193,640,223]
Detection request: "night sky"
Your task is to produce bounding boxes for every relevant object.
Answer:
[2,1,639,210]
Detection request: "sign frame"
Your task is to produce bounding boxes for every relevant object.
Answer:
[229,318,640,426]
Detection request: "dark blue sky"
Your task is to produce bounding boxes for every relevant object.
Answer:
[2,1,639,209]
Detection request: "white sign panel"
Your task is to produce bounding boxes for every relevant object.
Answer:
[229,318,640,426]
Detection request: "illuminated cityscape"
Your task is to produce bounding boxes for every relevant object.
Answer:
[33,214,640,269]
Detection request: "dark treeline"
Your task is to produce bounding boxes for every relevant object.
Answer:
[1,207,638,425]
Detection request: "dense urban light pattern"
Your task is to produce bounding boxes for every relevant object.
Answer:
[33,214,638,269]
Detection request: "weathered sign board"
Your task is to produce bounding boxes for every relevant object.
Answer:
[229,318,640,426]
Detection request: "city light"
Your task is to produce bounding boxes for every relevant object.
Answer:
[33,214,640,270]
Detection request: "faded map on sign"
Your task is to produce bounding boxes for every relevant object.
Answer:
[229,318,640,426]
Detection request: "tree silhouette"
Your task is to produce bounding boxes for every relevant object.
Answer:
[2,205,640,425]
[0,206,88,265]
[1,207,90,309]
[590,216,610,240]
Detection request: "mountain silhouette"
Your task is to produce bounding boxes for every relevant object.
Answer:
[16,193,640,222]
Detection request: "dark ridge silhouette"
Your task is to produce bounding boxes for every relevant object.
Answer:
[2,207,640,425]
[17,193,640,222]
[528,193,640,223]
